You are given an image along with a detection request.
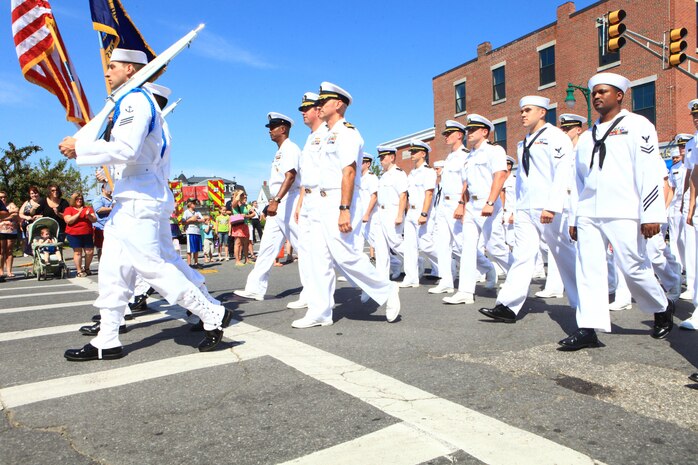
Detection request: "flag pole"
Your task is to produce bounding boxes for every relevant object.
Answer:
[92,30,115,190]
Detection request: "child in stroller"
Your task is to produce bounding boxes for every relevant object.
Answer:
[33,226,63,264]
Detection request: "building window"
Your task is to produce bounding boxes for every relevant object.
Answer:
[492,66,506,101]
[493,121,507,153]
[598,26,620,67]
[455,82,466,114]
[545,107,557,126]
[632,81,656,124]
[539,46,555,86]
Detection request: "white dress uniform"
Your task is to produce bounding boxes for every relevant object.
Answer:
[301,115,397,323]
[375,164,408,280]
[501,171,517,247]
[241,136,302,297]
[359,168,379,247]
[432,144,468,290]
[574,108,668,332]
[75,88,224,350]
[456,140,508,296]
[682,131,698,305]
[496,121,578,314]
[402,162,437,285]
[668,159,687,270]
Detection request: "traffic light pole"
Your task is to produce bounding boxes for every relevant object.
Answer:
[624,29,698,81]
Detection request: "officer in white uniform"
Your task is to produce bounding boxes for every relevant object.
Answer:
[359,154,379,249]
[480,98,577,321]
[292,82,400,328]
[429,120,469,294]
[374,146,407,280]
[559,72,672,350]
[59,49,230,360]
[234,112,302,301]
[400,139,437,287]
[668,135,692,278]
[445,114,506,305]
[681,99,698,329]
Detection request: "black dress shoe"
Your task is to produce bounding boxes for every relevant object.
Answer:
[221,309,233,328]
[652,301,674,339]
[129,294,148,312]
[478,304,516,323]
[146,287,156,296]
[189,319,204,332]
[558,328,600,351]
[79,322,128,336]
[198,328,223,352]
[92,313,133,322]
[64,343,124,361]
[689,373,698,383]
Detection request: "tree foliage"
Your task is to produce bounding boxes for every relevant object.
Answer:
[0,142,93,204]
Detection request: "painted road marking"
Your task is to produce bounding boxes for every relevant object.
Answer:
[0,300,96,315]
[0,290,93,300]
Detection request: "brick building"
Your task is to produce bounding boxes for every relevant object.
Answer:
[424,0,698,166]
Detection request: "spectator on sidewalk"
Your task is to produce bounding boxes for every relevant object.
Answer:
[202,215,214,263]
[230,190,253,266]
[63,192,97,277]
[249,200,263,243]
[19,186,42,256]
[92,183,114,260]
[182,201,203,268]
[215,205,230,261]
[35,184,68,242]
[0,192,20,278]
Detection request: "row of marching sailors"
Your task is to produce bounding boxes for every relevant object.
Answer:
[364,72,693,353]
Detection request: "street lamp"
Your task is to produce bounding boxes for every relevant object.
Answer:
[565,83,592,125]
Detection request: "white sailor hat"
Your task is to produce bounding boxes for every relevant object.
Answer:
[318,82,352,105]
[433,160,446,168]
[377,146,397,157]
[506,156,516,164]
[408,139,431,153]
[143,82,171,99]
[675,133,693,145]
[299,92,319,111]
[519,95,550,109]
[559,113,585,128]
[266,112,294,128]
[688,99,698,114]
[442,119,466,135]
[110,48,148,65]
[465,114,494,132]
[362,153,373,163]
[588,72,630,93]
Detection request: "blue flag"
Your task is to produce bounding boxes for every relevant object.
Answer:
[89,0,156,61]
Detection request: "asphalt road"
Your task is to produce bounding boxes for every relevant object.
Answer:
[0,252,697,465]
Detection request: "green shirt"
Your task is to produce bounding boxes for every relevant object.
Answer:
[216,214,230,233]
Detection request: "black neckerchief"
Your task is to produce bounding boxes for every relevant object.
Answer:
[521,126,548,176]
[590,115,626,170]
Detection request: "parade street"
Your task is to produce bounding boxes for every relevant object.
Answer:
[1,258,697,465]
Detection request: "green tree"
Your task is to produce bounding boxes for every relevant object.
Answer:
[0,142,93,204]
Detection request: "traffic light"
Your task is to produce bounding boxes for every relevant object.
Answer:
[668,27,688,66]
[606,9,626,52]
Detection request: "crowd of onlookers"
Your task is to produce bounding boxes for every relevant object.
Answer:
[0,184,267,280]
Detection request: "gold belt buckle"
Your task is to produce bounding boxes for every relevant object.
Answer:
[304,188,312,194]
[444,195,451,200]
[320,190,327,197]
[410,205,416,209]
[471,194,479,201]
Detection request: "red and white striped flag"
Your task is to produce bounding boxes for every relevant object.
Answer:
[11,0,92,125]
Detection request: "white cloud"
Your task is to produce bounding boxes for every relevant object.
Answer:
[193,30,274,69]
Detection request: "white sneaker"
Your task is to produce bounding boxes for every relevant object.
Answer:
[609,300,632,311]
[428,284,455,294]
[485,267,497,289]
[535,289,563,298]
[337,276,348,282]
[532,271,546,279]
[287,299,308,309]
[398,280,419,288]
[233,289,264,301]
[360,291,370,304]
[292,316,333,328]
[442,291,474,305]
[385,284,400,322]
[680,290,694,301]
[679,313,698,330]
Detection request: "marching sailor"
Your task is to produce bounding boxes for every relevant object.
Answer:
[359,153,379,252]
[59,49,230,360]
[559,72,672,350]
[400,139,437,288]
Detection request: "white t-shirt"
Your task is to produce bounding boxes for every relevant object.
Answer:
[182,209,202,235]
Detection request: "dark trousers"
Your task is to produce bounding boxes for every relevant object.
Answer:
[251,219,263,243]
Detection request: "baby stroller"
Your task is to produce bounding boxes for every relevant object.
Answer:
[27,217,68,280]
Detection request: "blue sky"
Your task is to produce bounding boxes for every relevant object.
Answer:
[4,0,597,200]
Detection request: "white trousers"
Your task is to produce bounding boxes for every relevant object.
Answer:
[608,255,631,304]
[360,213,379,249]
[542,243,564,294]
[433,199,463,288]
[244,191,302,297]
[686,221,696,297]
[374,205,404,280]
[301,190,394,321]
[575,217,668,332]
[668,212,686,270]
[497,209,577,314]
[92,199,217,349]
[402,213,438,285]
[646,224,681,299]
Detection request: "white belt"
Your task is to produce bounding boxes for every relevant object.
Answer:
[121,165,155,177]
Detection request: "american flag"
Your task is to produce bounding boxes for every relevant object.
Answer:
[11,0,92,125]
